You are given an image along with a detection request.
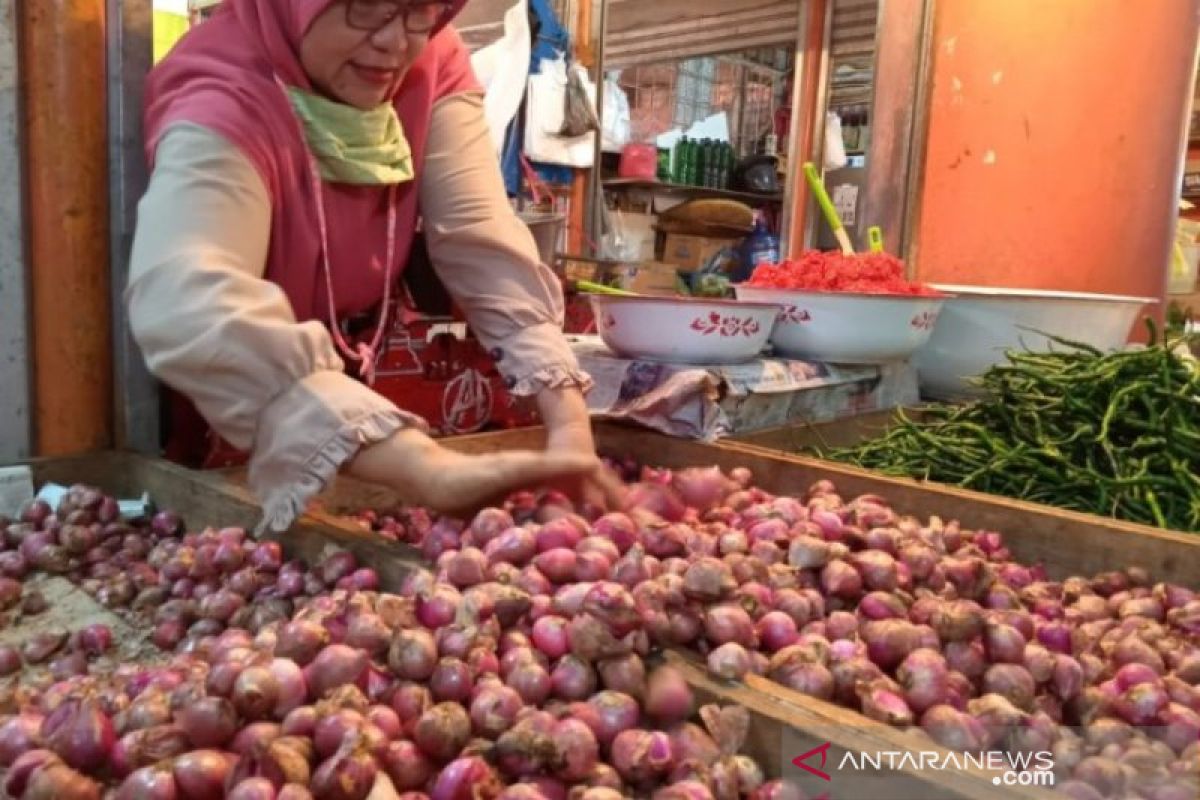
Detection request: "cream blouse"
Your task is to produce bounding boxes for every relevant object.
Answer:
[127,92,589,532]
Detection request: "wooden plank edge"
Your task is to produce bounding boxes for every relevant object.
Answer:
[723,439,1199,547]
[718,439,1200,576]
[582,424,1200,587]
[664,651,1058,800]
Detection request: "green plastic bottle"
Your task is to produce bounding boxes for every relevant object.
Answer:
[723,142,735,188]
[672,136,689,183]
[685,138,699,186]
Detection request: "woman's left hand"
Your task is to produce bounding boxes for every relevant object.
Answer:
[538,387,626,511]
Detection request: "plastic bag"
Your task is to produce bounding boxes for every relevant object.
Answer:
[559,62,600,137]
[470,0,531,155]
[602,71,631,152]
[600,207,640,262]
[525,56,595,166]
[824,111,848,170]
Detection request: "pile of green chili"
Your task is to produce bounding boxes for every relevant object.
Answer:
[825,324,1200,532]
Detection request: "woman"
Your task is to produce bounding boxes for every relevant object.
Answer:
[128,0,619,532]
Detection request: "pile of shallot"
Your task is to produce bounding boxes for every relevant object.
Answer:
[0,484,794,800]
[352,462,1200,800]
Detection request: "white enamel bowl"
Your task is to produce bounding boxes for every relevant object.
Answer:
[913,285,1156,399]
[589,295,780,364]
[734,286,948,364]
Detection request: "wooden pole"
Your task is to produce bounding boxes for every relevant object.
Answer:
[785,0,830,258]
[21,0,113,455]
[569,0,593,255]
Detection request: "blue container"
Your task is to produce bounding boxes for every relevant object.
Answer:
[736,214,780,282]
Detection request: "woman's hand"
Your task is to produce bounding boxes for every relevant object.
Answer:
[347,428,603,519]
[537,387,626,511]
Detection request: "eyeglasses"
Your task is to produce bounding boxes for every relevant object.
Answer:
[345,0,453,34]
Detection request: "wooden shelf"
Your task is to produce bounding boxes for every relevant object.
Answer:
[603,178,783,206]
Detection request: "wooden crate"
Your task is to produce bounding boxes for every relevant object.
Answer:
[21,450,1051,796]
[730,408,923,452]
[21,449,1060,798]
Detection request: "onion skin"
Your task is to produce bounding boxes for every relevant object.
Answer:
[173,749,231,800]
[585,691,640,748]
[611,729,674,786]
[388,629,438,682]
[307,645,369,700]
[227,777,278,800]
[413,702,472,763]
[0,711,44,767]
[117,765,179,800]
[381,740,435,792]
[707,643,752,681]
[24,762,103,800]
[430,756,503,800]
[644,666,693,725]
[43,696,114,773]
[174,696,238,749]
[5,748,60,798]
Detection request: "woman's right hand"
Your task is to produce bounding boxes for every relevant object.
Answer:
[347,428,606,518]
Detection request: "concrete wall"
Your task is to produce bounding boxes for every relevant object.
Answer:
[0,0,30,460]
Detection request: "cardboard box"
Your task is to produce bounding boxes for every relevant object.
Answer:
[615,261,681,295]
[661,232,741,271]
[1169,291,1200,314]
[616,210,659,262]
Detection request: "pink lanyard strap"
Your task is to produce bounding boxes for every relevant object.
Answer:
[276,76,399,386]
[307,164,398,386]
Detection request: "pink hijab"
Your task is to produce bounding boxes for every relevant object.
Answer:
[143,0,477,322]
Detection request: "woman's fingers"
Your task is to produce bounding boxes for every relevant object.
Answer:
[584,463,627,510]
[419,449,598,518]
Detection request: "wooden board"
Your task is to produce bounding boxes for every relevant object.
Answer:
[729,408,925,451]
[663,651,1056,799]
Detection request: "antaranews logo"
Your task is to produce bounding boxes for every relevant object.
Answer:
[792,742,833,781]
[791,742,1056,790]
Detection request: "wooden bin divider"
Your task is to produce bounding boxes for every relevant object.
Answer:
[662,650,1056,799]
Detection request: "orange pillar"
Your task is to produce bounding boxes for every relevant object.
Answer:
[22,0,113,454]
[912,0,1200,307]
[785,0,830,258]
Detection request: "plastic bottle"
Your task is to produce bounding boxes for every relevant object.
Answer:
[739,212,780,281]
[685,138,700,186]
[706,141,720,188]
[719,143,733,189]
[672,136,689,183]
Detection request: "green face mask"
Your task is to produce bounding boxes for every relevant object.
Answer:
[286,86,414,186]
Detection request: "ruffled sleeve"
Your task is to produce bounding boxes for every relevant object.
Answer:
[126,123,426,533]
[419,93,592,396]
